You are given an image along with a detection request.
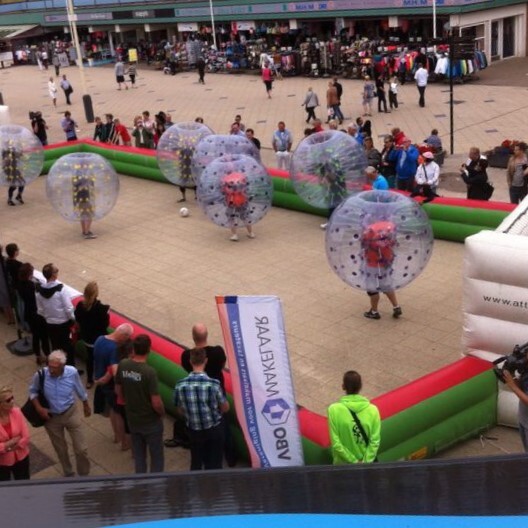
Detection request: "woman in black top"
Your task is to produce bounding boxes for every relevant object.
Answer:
[74,281,110,388]
[16,263,50,364]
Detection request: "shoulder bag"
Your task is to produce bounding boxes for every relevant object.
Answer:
[21,370,49,427]
[349,408,378,462]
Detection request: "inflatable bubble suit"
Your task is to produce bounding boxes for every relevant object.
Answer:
[290,130,368,210]
[157,122,213,188]
[197,154,272,229]
[0,124,44,188]
[192,134,261,183]
[326,190,434,292]
[46,153,120,222]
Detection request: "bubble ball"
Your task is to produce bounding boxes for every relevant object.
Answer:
[326,190,434,292]
[290,130,368,210]
[46,153,119,222]
[197,154,272,229]
[192,134,261,182]
[0,124,44,188]
[157,121,214,188]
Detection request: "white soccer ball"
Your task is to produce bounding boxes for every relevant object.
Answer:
[179,207,189,217]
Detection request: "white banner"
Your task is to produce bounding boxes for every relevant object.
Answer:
[216,295,304,468]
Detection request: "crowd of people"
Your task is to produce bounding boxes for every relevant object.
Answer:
[0,244,237,479]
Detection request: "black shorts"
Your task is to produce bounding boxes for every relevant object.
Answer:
[116,75,125,83]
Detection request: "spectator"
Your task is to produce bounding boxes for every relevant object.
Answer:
[365,165,389,190]
[0,385,30,481]
[173,348,229,470]
[246,128,261,150]
[132,117,154,149]
[74,281,110,389]
[16,263,50,365]
[115,59,128,90]
[35,263,77,369]
[414,62,428,108]
[60,111,77,142]
[29,350,91,477]
[506,142,528,204]
[389,137,419,192]
[379,135,397,188]
[272,121,293,170]
[302,86,319,123]
[116,334,165,474]
[411,151,440,203]
[363,136,381,169]
[114,118,132,146]
[93,117,105,142]
[424,129,443,151]
[375,76,389,113]
[327,371,381,464]
[460,147,491,200]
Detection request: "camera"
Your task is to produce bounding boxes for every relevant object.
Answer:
[493,342,528,382]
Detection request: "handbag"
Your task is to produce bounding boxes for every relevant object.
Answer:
[483,181,494,200]
[21,370,49,428]
[349,409,378,462]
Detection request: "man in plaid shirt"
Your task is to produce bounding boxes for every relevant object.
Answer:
[174,348,229,470]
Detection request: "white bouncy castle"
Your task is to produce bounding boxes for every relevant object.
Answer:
[464,199,528,426]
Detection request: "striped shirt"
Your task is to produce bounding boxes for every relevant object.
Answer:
[173,372,226,431]
[29,366,87,414]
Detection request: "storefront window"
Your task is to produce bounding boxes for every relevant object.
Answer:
[503,16,515,58]
[491,20,499,59]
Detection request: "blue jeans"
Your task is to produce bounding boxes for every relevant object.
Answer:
[130,419,164,474]
[331,104,344,121]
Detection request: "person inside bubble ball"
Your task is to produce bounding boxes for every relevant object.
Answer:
[221,172,255,242]
[72,166,97,240]
[361,220,402,320]
[3,142,25,207]
[177,147,196,203]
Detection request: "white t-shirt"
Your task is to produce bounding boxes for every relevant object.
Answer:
[414,67,428,87]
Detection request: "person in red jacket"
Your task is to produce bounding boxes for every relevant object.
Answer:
[114,118,131,146]
[0,386,30,481]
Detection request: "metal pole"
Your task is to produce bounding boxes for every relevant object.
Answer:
[432,0,437,39]
[209,0,217,49]
[66,0,94,122]
[449,33,454,155]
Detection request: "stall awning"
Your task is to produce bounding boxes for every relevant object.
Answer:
[0,25,40,40]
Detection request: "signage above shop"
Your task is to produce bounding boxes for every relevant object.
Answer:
[132,10,155,18]
[44,12,113,22]
[177,22,199,31]
[174,0,491,18]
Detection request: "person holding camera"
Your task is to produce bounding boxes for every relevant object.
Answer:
[132,116,154,149]
[30,111,48,146]
[503,368,528,452]
[506,142,528,205]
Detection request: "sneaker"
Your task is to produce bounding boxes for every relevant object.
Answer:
[393,306,403,318]
[15,195,24,204]
[7,200,15,206]
[230,234,239,242]
[247,232,255,239]
[83,232,97,239]
[320,223,328,230]
[364,310,381,320]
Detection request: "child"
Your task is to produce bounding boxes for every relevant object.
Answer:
[389,76,399,110]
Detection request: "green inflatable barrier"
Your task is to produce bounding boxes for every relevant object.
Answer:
[429,220,492,242]
[422,203,509,227]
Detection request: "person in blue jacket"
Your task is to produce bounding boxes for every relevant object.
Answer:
[388,137,419,192]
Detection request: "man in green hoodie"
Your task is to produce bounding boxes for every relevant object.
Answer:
[328,370,381,464]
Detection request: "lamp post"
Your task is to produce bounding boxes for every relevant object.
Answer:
[432,0,437,39]
[66,0,94,122]
[209,0,218,49]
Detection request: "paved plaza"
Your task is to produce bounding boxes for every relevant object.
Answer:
[0,59,527,478]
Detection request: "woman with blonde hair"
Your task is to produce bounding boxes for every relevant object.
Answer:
[74,281,110,389]
[0,386,30,481]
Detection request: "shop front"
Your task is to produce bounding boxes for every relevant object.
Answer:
[452,3,526,61]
